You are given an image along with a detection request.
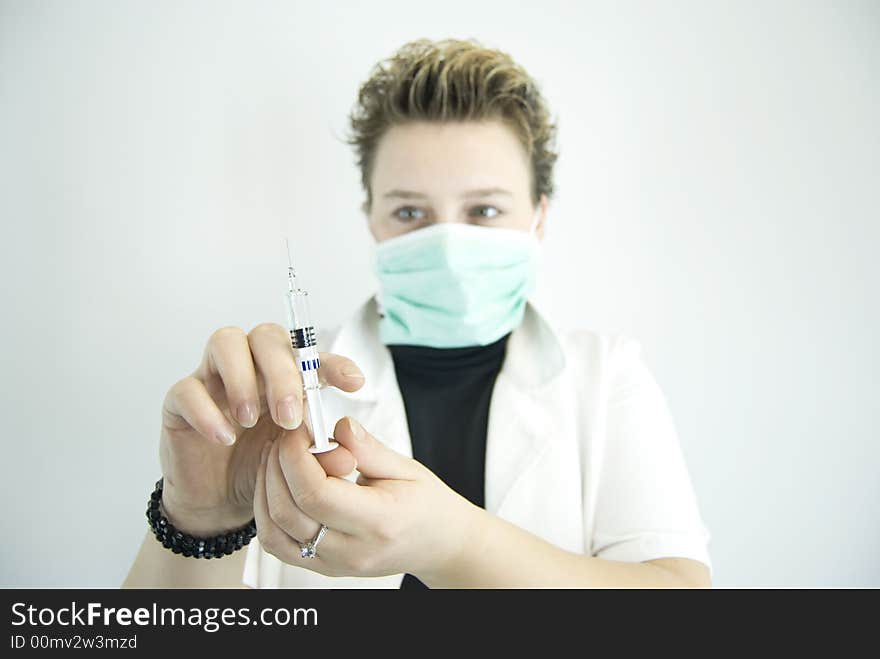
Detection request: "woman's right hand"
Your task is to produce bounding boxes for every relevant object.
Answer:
[158,323,364,537]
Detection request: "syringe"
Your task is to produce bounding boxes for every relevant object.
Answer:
[283,239,338,454]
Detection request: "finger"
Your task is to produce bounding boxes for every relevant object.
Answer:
[253,441,305,563]
[333,417,423,481]
[277,425,383,533]
[265,439,321,543]
[163,376,238,446]
[313,442,357,479]
[255,441,349,572]
[199,327,260,428]
[316,352,366,393]
[248,323,303,431]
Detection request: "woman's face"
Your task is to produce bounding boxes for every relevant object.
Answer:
[365,119,548,242]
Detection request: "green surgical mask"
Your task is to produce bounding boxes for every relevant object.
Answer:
[373,212,541,348]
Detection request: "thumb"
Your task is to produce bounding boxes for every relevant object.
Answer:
[333,416,422,481]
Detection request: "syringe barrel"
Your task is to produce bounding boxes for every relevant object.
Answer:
[285,291,320,378]
[284,288,329,446]
[304,388,329,451]
[285,289,313,331]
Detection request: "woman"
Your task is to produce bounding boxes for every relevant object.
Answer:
[124,38,712,588]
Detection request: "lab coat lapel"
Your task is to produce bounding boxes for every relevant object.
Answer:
[360,354,413,459]
[327,296,412,459]
[484,301,567,517]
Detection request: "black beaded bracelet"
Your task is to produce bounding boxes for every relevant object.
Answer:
[146,478,256,559]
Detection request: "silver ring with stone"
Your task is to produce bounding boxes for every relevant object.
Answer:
[299,524,328,559]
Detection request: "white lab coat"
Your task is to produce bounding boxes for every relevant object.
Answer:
[243,295,712,588]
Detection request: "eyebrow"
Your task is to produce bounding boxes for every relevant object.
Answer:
[382,187,513,200]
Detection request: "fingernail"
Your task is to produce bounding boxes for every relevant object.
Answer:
[277,396,300,430]
[237,401,258,428]
[348,416,365,441]
[216,426,236,446]
[342,364,365,380]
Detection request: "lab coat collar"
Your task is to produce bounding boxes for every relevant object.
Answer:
[327,294,569,516]
[328,294,567,402]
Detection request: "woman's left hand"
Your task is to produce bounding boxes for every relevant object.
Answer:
[253,415,483,584]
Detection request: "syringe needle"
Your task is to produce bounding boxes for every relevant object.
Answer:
[285,237,294,270]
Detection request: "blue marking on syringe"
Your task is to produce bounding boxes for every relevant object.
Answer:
[298,358,320,371]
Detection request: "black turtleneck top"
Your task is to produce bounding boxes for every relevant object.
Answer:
[387,332,511,589]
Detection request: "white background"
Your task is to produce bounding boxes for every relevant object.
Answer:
[1,0,877,587]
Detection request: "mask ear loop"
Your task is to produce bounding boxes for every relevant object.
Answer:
[528,205,542,237]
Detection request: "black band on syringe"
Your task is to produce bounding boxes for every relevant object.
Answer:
[290,326,316,349]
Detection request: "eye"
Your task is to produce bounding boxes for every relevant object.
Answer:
[471,205,502,219]
[392,206,426,222]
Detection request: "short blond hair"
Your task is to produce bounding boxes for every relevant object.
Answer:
[346,38,559,210]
